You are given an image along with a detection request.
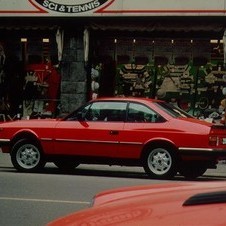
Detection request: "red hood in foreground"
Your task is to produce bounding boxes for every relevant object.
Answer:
[48,181,226,226]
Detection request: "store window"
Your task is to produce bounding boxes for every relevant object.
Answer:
[0,34,60,121]
[91,36,225,120]
[22,36,60,119]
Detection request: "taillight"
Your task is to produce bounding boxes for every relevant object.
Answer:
[209,136,219,146]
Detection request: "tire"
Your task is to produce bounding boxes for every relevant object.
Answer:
[143,146,177,179]
[179,163,207,180]
[11,139,45,172]
[54,160,79,171]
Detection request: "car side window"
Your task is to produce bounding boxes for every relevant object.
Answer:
[127,103,164,123]
[85,101,127,122]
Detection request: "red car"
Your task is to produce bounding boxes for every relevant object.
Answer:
[1,97,226,179]
[47,181,226,226]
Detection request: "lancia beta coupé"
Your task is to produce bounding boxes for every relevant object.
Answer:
[1,97,226,179]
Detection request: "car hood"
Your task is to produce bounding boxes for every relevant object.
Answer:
[0,118,59,128]
[48,181,226,226]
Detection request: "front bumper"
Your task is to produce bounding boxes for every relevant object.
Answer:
[0,139,10,153]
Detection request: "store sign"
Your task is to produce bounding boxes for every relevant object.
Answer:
[0,0,226,16]
[33,0,109,13]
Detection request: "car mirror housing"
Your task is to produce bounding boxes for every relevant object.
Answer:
[77,112,85,121]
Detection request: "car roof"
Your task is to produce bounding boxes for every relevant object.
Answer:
[90,96,163,104]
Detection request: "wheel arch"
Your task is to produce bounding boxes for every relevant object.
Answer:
[141,139,179,160]
[10,131,42,153]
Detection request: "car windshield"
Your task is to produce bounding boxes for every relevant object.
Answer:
[155,102,194,118]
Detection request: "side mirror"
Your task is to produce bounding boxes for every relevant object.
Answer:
[77,112,85,121]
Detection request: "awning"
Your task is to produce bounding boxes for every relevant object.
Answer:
[90,21,224,33]
[88,17,225,37]
[0,17,58,31]
[0,25,57,31]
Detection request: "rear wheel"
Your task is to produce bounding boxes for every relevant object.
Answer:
[143,146,177,179]
[11,139,45,172]
[179,163,208,179]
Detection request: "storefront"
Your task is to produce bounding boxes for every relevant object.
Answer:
[0,18,61,119]
[1,0,226,120]
[89,17,226,113]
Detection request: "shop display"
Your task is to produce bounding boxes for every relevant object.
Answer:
[23,61,61,118]
[113,39,226,119]
[115,63,152,97]
[90,64,102,99]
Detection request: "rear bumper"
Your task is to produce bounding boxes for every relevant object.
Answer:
[179,147,226,160]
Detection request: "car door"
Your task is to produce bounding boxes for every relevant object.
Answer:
[118,102,166,159]
[53,101,127,158]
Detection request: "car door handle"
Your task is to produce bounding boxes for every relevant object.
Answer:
[110,130,119,135]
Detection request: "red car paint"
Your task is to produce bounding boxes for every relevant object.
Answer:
[47,181,226,226]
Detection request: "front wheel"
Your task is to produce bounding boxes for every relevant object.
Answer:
[143,147,177,179]
[54,160,79,171]
[11,139,45,172]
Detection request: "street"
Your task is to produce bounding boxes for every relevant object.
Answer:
[1,151,226,226]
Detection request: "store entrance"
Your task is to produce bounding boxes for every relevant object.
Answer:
[98,55,116,97]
